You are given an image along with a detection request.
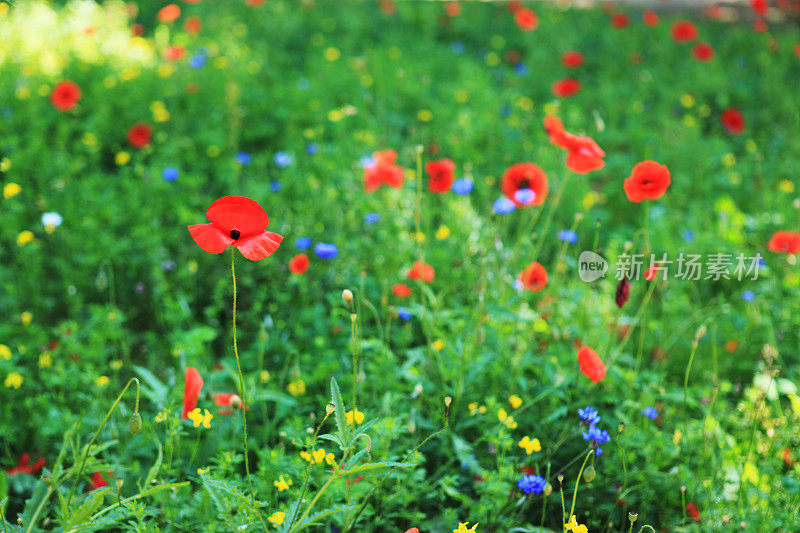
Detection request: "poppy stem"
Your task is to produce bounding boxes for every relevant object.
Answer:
[231,249,267,532]
[568,449,595,519]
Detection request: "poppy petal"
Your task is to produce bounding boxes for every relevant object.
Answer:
[182,367,204,419]
[188,223,234,254]
[206,196,269,237]
[235,231,284,261]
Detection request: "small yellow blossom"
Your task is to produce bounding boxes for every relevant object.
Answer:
[324,47,340,61]
[508,395,522,409]
[274,475,292,491]
[267,511,285,526]
[497,408,507,422]
[722,153,736,167]
[436,225,451,239]
[110,359,123,371]
[453,522,478,533]
[417,109,433,122]
[565,515,588,533]
[504,416,518,429]
[260,370,271,382]
[287,379,306,396]
[115,151,130,165]
[346,408,365,425]
[673,428,683,445]
[743,462,759,484]
[155,409,169,423]
[518,436,541,455]
[680,93,695,108]
[0,344,11,360]
[432,340,445,352]
[20,312,32,326]
[38,351,52,368]
[82,132,98,147]
[0,158,9,172]
[412,231,426,243]
[96,376,110,387]
[779,179,794,194]
[197,467,209,475]
[17,231,34,246]
[187,408,213,429]
[3,182,21,199]
[5,372,23,389]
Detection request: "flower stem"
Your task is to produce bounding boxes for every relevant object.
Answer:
[568,449,595,519]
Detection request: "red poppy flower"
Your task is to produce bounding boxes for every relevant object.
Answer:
[577,345,606,384]
[445,2,461,16]
[753,18,768,33]
[405,529,420,533]
[184,16,201,34]
[671,21,698,43]
[214,392,248,415]
[783,447,793,466]
[611,13,629,28]
[561,51,584,68]
[615,277,630,308]
[5,453,45,476]
[692,42,715,62]
[131,23,145,36]
[425,158,455,193]
[50,80,81,112]
[182,367,204,419]
[157,4,180,23]
[642,10,659,26]
[720,108,745,134]
[644,262,665,281]
[408,260,435,283]
[767,230,800,254]
[289,253,309,274]
[543,115,605,174]
[364,149,404,192]
[517,262,548,293]
[514,8,538,31]
[551,78,581,98]
[127,123,152,148]
[380,0,396,15]
[89,471,112,490]
[188,196,284,261]
[706,4,722,18]
[795,44,800,59]
[751,0,768,16]
[392,283,412,298]
[686,502,701,522]
[623,160,671,203]
[501,163,549,207]
[164,45,186,61]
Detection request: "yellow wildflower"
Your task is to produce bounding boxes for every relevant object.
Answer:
[38,351,52,368]
[187,408,213,429]
[287,379,306,396]
[324,47,340,61]
[432,340,445,352]
[267,511,285,526]
[20,312,32,326]
[508,395,522,409]
[115,151,130,165]
[3,182,21,199]
[274,475,292,491]
[17,231,34,246]
[96,376,110,387]
[518,436,541,455]
[155,409,169,423]
[346,408,365,425]
[436,225,451,239]
[453,522,478,533]
[497,408,507,422]
[5,372,23,389]
[0,344,11,360]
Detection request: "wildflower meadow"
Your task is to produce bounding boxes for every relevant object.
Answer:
[2,0,800,531]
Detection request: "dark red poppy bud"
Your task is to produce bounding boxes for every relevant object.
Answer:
[615,277,630,308]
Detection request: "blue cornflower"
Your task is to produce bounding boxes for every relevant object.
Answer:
[683,230,695,242]
[274,151,291,168]
[452,178,474,195]
[493,197,516,215]
[513,188,536,206]
[451,41,465,54]
[235,152,251,165]
[742,290,755,302]
[577,406,600,427]
[641,406,658,420]
[397,307,412,321]
[514,63,528,76]
[270,181,281,192]
[517,474,547,495]
[162,167,179,182]
[582,425,611,456]
[314,242,338,259]
[295,237,312,250]
[364,213,381,225]
[188,54,206,69]
[558,229,578,244]
[306,143,318,155]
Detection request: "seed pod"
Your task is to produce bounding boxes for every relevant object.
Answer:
[129,413,142,435]
[583,465,596,482]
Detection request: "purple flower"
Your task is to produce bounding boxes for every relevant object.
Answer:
[517,474,546,495]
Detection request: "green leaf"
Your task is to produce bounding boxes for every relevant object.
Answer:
[141,439,163,491]
[330,377,348,447]
[64,488,111,532]
[199,472,262,530]
[292,504,357,530]
[339,461,415,476]
[20,479,50,533]
[317,434,344,448]
[133,365,168,405]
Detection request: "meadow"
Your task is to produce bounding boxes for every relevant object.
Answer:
[2,0,800,531]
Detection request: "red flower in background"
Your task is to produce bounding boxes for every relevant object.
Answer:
[89,471,112,490]
[551,78,581,97]
[131,23,145,36]
[127,123,152,148]
[686,502,701,522]
[577,346,606,384]
[289,253,309,274]
[671,20,698,42]
[501,163,549,207]
[611,13,629,28]
[544,115,605,174]
[445,2,461,17]
[408,260,435,283]
[720,108,745,134]
[643,10,659,26]
[164,45,186,61]
[767,230,800,254]
[392,283,412,298]
[517,262,548,293]
[706,4,722,18]
[692,42,715,62]
[50,81,81,111]
[188,196,284,261]
[795,44,800,59]
[753,18,768,32]
[751,0,768,16]
[615,277,630,308]
[380,1,396,15]
[405,529,420,533]
[364,150,404,192]
[561,51,584,68]
[184,16,201,34]
[157,4,180,23]
[425,158,455,193]
[182,367,204,419]
[214,393,248,415]
[514,8,538,31]
[6,453,45,476]
[623,160,671,202]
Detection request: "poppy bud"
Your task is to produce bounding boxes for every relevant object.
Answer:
[229,394,243,410]
[583,465,596,482]
[544,482,552,496]
[326,402,336,415]
[116,478,124,491]
[628,512,638,523]
[129,413,142,435]
[694,324,707,341]
[444,396,452,407]
[342,289,353,304]
[557,474,564,485]
[615,277,630,308]
[350,313,357,323]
